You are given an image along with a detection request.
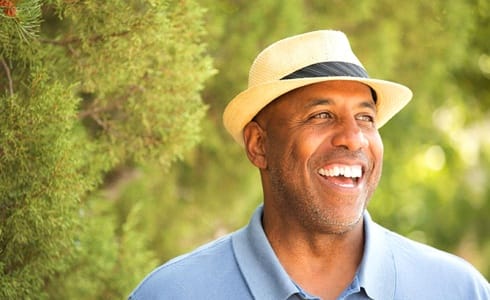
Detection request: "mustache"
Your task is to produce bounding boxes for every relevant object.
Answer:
[312,148,369,166]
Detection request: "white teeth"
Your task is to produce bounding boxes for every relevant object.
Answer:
[318,165,362,178]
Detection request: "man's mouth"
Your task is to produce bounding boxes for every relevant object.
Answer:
[318,164,363,187]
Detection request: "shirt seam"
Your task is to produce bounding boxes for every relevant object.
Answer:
[385,229,397,299]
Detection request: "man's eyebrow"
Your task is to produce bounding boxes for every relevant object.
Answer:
[304,98,334,108]
[304,98,377,111]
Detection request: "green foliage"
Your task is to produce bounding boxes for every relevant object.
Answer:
[0,68,85,298]
[44,196,157,299]
[41,0,214,169]
[1,0,214,298]
[0,0,41,62]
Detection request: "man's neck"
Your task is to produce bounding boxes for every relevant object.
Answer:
[263,215,365,300]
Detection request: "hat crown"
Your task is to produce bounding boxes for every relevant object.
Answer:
[248,30,364,88]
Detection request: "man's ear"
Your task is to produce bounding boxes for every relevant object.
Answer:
[243,121,267,169]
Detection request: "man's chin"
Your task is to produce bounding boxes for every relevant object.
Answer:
[317,211,364,235]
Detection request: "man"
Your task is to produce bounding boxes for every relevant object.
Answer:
[130,30,490,299]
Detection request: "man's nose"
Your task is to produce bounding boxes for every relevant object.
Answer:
[331,119,369,151]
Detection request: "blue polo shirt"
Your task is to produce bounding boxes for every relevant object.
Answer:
[129,206,490,299]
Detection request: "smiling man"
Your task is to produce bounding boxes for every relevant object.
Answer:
[129,30,490,300]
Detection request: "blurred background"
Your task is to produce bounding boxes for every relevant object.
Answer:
[1,0,489,298]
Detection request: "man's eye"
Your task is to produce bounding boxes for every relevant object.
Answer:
[313,112,332,119]
[357,114,375,123]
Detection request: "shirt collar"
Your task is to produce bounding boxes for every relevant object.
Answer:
[357,211,396,299]
[232,206,305,299]
[232,206,396,300]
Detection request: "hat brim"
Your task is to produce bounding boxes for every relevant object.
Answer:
[223,76,412,146]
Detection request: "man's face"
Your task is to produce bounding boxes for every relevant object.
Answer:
[248,80,383,234]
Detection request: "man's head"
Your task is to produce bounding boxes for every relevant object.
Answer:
[223,30,412,233]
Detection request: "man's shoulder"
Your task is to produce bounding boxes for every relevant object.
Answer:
[158,232,234,271]
[377,223,490,297]
[382,225,474,270]
[129,231,251,299]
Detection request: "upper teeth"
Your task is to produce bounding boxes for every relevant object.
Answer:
[318,165,362,178]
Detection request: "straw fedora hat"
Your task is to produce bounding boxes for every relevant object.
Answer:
[223,30,413,146]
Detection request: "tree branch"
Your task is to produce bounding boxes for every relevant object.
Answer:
[1,57,14,96]
[39,30,131,46]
